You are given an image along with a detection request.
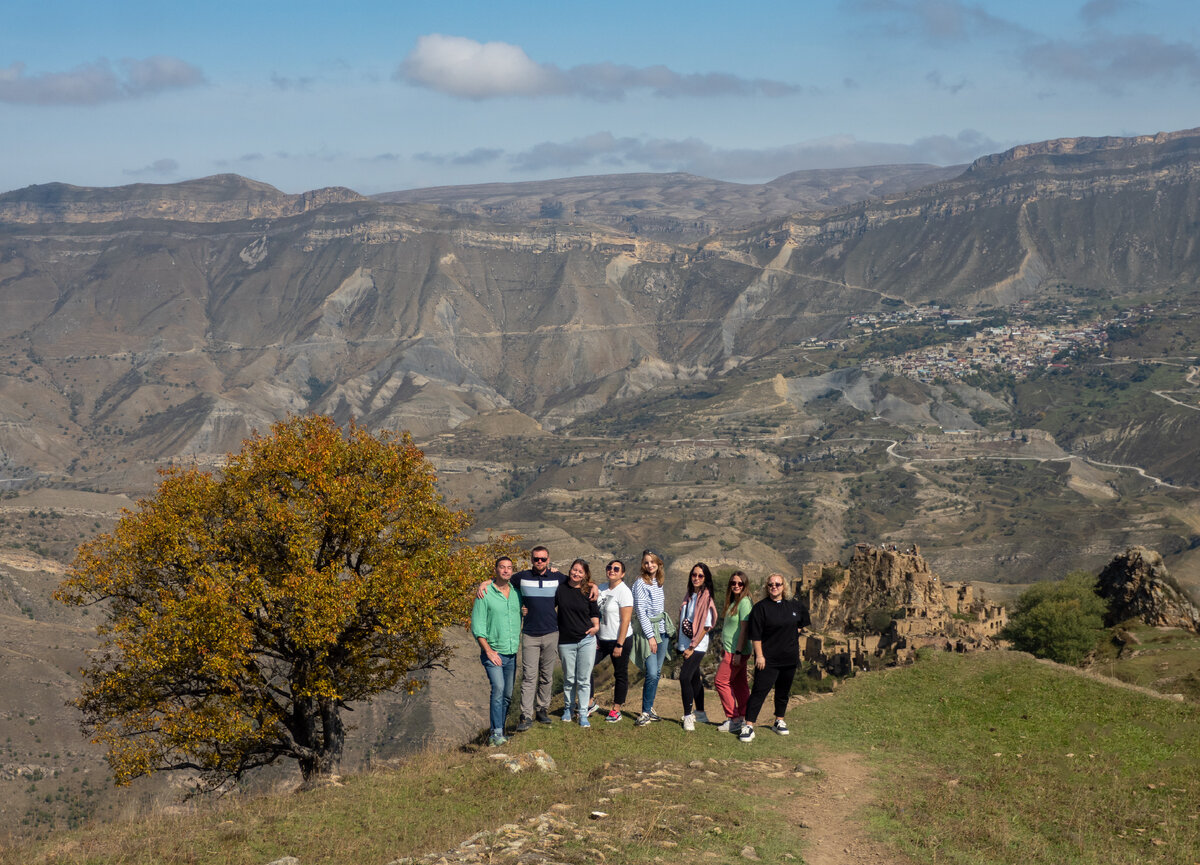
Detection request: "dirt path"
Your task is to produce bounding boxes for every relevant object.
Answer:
[789,748,915,865]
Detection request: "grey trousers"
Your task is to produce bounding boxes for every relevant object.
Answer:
[519,630,559,718]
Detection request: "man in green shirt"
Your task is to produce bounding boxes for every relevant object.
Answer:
[472,556,523,746]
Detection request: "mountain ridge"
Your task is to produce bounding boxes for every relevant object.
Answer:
[0,174,367,224]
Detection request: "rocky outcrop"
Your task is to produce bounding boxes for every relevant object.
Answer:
[1096,547,1200,632]
[797,544,1006,669]
[967,127,1200,172]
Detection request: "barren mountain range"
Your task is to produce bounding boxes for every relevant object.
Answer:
[1,128,1199,836]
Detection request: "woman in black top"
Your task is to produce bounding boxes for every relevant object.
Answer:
[739,573,808,743]
[556,559,601,727]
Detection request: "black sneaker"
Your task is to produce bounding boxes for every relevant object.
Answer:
[515,716,533,733]
[535,710,553,725]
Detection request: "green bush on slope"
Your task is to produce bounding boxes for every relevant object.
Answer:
[1003,570,1108,664]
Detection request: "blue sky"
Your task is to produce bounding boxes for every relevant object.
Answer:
[2,0,1198,194]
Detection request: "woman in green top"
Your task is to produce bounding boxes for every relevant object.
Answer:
[715,570,752,732]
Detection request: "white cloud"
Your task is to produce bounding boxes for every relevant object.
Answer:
[0,56,204,105]
[396,34,799,101]
[398,34,561,99]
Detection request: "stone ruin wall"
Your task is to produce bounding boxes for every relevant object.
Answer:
[795,543,1008,675]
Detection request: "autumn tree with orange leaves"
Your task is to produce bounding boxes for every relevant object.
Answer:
[56,415,513,788]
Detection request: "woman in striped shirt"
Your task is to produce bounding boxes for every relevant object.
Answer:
[632,549,670,726]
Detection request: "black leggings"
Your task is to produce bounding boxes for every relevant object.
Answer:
[679,650,707,715]
[593,637,632,704]
[745,664,797,723]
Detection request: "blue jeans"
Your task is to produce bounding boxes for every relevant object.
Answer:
[558,635,597,716]
[480,649,516,734]
[641,635,670,713]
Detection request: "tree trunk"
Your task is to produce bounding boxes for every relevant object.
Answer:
[297,698,345,786]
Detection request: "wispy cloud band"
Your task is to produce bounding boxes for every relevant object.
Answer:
[0,56,204,105]
[413,129,998,180]
[396,34,799,100]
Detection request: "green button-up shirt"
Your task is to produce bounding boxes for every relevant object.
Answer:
[471,581,523,655]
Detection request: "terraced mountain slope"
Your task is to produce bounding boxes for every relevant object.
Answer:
[1,128,1198,838]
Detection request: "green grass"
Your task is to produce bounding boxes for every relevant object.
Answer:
[1094,625,1200,703]
[3,713,815,865]
[800,652,1199,864]
[5,652,1196,865]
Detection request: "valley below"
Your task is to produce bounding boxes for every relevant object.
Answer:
[0,129,1199,841]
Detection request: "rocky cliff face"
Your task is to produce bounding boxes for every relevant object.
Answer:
[798,544,1007,660]
[1,129,1199,484]
[966,127,1200,171]
[1097,547,1200,631]
[718,127,1200,309]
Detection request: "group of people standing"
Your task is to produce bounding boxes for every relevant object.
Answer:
[470,545,809,746]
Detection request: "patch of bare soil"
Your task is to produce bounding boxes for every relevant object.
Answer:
[789,748,915,865]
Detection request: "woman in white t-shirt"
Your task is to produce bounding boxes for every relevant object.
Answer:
[677,562,718,732]
[591,558,634,722]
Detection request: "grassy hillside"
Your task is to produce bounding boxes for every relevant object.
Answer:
[4,652,1194,865]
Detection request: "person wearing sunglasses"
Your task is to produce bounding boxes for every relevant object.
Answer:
[739,573,809,743]
[677,562,718,731]
[473,545,560,732]
[591,559,634,723]
[715,570,753,733]
[476,545,600,732]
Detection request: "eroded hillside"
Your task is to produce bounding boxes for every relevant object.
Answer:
[1,129,1200,838]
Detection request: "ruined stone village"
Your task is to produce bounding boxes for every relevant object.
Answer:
[789,542,1199,682]
[791,544,1009,679]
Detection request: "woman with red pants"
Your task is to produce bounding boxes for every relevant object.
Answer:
[715,571,752,732]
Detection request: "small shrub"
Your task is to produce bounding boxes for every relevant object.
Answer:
[1003,571,1107,665]
[813,565,844,597]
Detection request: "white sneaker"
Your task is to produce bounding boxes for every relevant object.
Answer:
[694,710,709,725]
[682,713,696,732]
[717,716,743,733]
[772,719,790,735]
[635,712,653,727]
[738,724,755,743]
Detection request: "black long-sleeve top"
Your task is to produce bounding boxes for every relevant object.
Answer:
[556,582,601,644]
[746,597,808,666]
